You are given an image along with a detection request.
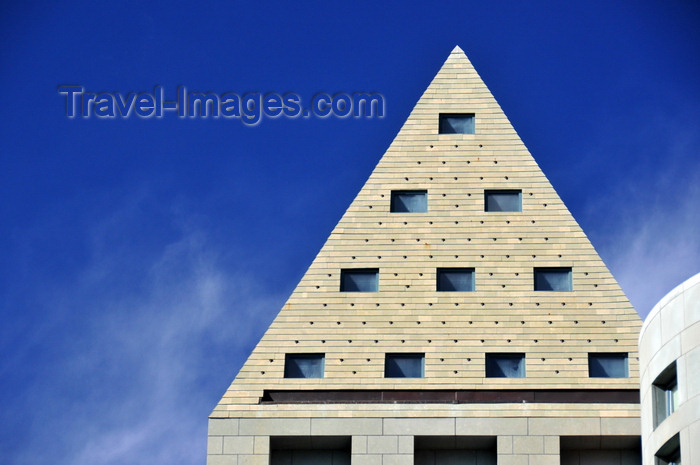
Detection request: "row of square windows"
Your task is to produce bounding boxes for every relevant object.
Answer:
[391,190,522,213]
[284,353,629,379]
[341,267,572,292]
[398,112,520,213]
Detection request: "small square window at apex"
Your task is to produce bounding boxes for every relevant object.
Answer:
[385,353,424,378]
[534,267,572,291]
[485,353,525,378]
[391,190,427,213]
[588,353,628,378]
[284,353,324,378]
[437,268,475,292]
[340,268,378,292]
[439,113,475,134]
[484,190,522,212]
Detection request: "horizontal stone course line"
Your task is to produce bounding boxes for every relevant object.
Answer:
[260,389,639,404]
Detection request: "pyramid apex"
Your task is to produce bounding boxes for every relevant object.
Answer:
[443,45,472,66]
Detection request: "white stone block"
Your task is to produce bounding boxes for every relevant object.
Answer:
[367,436,398,454]
[207,455,238,465]
[209,418,239,436]
[311,418,382,435]
[383,418,454,435]
[223,436,255,455]
[457,418,527,435]
[239,418,311,436]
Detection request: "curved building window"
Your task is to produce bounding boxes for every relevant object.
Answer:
[653,362,679,427]
[655,433,680,465]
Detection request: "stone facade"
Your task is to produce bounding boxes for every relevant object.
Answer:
[208,47,643,465]
[640,272,700,465]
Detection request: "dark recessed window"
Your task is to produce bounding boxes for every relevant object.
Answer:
[284,354,324,378]
[385,353,424,378]
[485,353,525,378]
[414,436,497,465]
[391,190,427,213]
[534,267,572,291]
[437,268,475,292]
[484,190,522,212]
[439,113,475,134]
[271,437,351,465]
[588,353,628,378]
[653,362,679,427]
[340,269,379,292]
[655,434,681,465]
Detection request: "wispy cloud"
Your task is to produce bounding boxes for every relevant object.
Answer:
[9,190,285,465]
[588,119,700,319]
[603,177,700,318]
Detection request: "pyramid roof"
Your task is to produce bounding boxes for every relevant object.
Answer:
[212,47,641,418]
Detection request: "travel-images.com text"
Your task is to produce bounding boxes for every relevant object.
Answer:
[58,86,385,125]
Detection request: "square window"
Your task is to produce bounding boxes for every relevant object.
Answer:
[437,268,475,292]
[284,354,324,378]
[385,353,424,378]
[534,267,572,291]
[391,190,427,213]
[439,113,475,134]
[484,190,522,212]
[588,353,628,378]
[485,353,525,378]
[340,269,378,292]
[653,362,679,427]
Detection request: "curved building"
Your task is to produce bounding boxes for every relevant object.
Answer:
[640,272,700,465]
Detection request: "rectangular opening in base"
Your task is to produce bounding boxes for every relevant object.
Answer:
[560,436,641,465]
[415,436,496,465]
[271,436,350,465]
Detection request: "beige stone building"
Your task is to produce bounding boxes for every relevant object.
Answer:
[207,47,643,465]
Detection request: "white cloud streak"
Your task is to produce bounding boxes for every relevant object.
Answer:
[602,175,700,319]
[12,192,284,465]
[589,117,700,319]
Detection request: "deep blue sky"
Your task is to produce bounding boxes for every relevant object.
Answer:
[1,1,699,464]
